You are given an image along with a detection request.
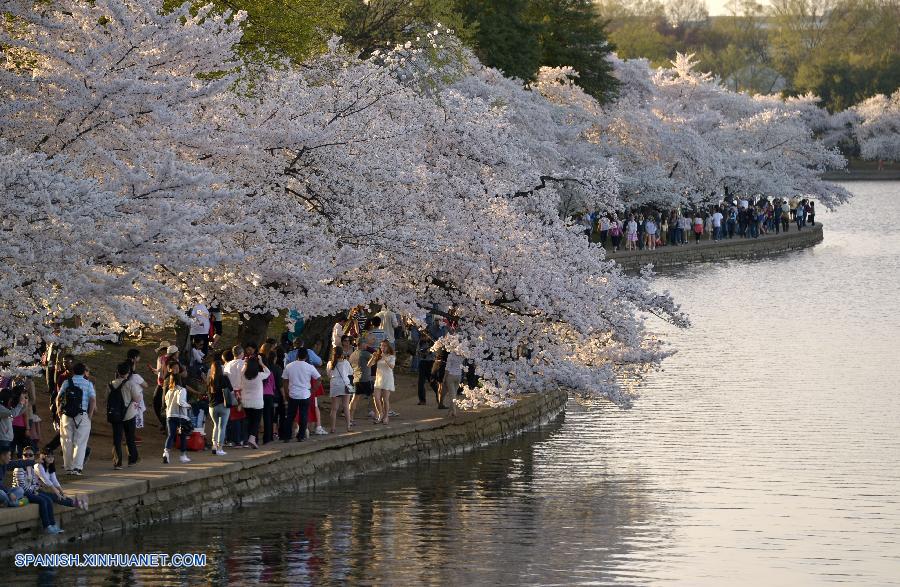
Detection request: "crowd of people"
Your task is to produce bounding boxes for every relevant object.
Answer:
[0,306,467,534]
[580,196,817,250]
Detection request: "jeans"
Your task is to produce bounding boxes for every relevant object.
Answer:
[165,417,189,453]
[262,395,275,443]
[417,360,438,403]
[111,417,138,467]
[153,385,165,427]
[44,491,77,509]
[209,403,230,447]
[226,417,247,444]
[600,230,608,247]
[24,491,55,528]
[713,226,722,241]
[0,487,24,507]
[282,398,310,441]
[245,407,262,442]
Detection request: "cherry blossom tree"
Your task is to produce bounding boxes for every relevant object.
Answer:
[0,0,246,364]
[0,3,681,405]
[531,53,852,210]
[851,90,900,162]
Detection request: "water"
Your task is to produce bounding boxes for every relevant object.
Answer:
[12,182,900,586]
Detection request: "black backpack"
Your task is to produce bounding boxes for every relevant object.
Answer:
[62,379,84,418]
[106,375,131,424]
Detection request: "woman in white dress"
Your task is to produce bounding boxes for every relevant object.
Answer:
[328,347,354,433]
[367,340,396,425]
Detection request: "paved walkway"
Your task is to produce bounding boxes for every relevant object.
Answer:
[1,370,452,527]
[605,223,824,269]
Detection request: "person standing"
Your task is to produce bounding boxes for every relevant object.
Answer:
[189,302,211,356]
[57,363,95,476]
[368,317,387,346]
[598,213,610,248]
[625,215,638,251]
[692,214,704,244]
[224,346,246,446]
[375,306,398,344]
[331,317,347,352]
[108,362,141,469]
[327,348,354,433]
[281,349,320,442]
[0,389,26,455]
[124,349,147,437]
[368,341,396,425]
[150,343,171,432]
[348,336,374,424]
[609,214,623,250]
[162,375,192,464]
[259,345,280,444]
[442,351,464,417]
[43,354,73,453]
[207,352,231,456]
[239,354,269,449]
[415,330,438,405]
[644,216,658,250]
[711,208,724,241]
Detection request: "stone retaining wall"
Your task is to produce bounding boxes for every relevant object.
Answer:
[0,390,568,555]
[608,224,823,271]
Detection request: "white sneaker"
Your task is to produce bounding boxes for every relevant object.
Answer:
[315,426,329,435]
[215,449,227,456]
[179,454,191,463]
[368,410,376,419]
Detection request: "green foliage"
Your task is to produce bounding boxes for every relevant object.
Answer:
[525,0,619,102]
[165,0,347,63]
[341,0,476,55]
[455,0,542,82]
[596,0,899,111]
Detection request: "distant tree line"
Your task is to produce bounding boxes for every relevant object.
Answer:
[597,0,900,112]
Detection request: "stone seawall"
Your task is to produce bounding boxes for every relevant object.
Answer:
[608,223,823,271]
[0,390,568,555]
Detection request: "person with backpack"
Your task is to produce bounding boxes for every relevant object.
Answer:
[57,363,95,476]
[108,362,142,469]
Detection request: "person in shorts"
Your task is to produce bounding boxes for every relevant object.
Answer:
[348,335,374,422]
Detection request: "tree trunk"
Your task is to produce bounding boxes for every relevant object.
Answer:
[237,312,274,347]
[297,314,343,357]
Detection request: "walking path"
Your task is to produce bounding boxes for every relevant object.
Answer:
[606,223,824,270]
[0,370,482,548]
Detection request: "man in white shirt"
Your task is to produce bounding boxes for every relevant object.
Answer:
[331,318,346,350]
[189,303,211,354]
[711,210,724,241]
[598,214,611,248]
[375,307,398,343]
[224,345,245,395]
[281,348,320,442]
